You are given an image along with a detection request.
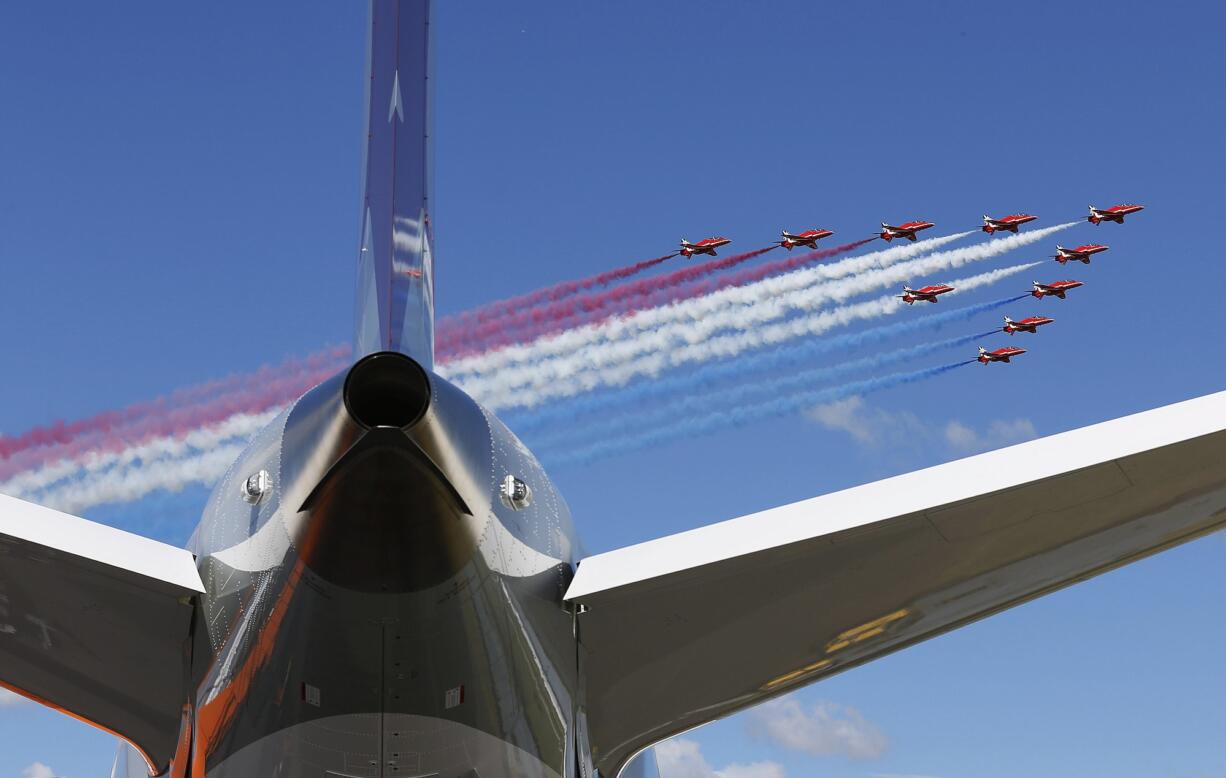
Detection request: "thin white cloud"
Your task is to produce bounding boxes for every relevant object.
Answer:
[804,396,926,448]
[654,738,786,778]
[23,763,58,778]
[870,773,945,778]
[749,699,887,760]
[0,688,28,707]
[943,417,1036,453]
[806,395,1036,455]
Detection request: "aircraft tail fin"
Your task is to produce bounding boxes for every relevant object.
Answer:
[354,0,436,368]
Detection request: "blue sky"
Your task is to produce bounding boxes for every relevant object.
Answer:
[2,1,1226,776]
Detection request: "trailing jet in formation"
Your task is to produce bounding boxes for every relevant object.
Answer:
[1088,203,1144,224]
[899,283,954,304]
[1032,279,1084,299]
[982,213,1037,234]
[2,6,1224,778]
[879,220,935,241]
[679,236,732,258]
[778,228,834,250]
[1054,244,1109,265]
[1003,315,1055,334]
[978,345,1027,364]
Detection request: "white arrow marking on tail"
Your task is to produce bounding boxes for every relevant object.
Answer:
[388,70,404,123]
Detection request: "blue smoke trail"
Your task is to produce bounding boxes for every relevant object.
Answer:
[543,360,975,466]
[506,294,1029,437]
[524,331,998,450]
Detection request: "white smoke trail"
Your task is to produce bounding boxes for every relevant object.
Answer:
[5,409,279,507]
[440,232,973,380]
[35,443,247,515]
[466,262,1042,410]
[450,226,1071,401]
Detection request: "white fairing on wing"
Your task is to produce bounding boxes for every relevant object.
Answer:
[0,493,203,774]
[566,389,1226,777]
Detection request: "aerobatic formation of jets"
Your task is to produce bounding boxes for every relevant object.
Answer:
[671,203,1143,261]
[884,204,1142,367]
[669,205,1142,375]
[7,5,1203,775]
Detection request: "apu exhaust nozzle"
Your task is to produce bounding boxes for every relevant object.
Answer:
[343,351,431,430]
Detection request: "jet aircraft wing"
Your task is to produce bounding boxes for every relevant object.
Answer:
[0,493,204,773]
[565,389,1226,777]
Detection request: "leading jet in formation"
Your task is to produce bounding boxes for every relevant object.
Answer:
[2,5,1225,778]
[1088,203,1144,224]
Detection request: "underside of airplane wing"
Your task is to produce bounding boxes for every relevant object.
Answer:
[0,493,204,774]
[566,390,1226,778]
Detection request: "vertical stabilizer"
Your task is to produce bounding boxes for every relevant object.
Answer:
[355,0,435,367]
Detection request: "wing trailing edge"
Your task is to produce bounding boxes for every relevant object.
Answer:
[0,493,203,774]
[567,389,1226,777]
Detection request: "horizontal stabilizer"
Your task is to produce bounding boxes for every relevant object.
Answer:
[567,390,1226,777]
[0,493,203,773]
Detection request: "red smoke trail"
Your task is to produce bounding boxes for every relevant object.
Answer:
[439,240,873,358]
[440,252,678,334]
[0,346,351,481]
[438,246,781,356]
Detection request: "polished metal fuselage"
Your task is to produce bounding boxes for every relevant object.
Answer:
[120,364,609,778]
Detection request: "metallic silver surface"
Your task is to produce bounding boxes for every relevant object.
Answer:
[355,0,436,367]
[567,393,1226,776]
[186,355,580,777]
[500,475,533,511]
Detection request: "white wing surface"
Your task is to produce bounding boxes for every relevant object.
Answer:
[567,390,1226,777]
[0,493,203,773]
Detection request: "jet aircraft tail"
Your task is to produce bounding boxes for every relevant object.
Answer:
[354,0,436,368]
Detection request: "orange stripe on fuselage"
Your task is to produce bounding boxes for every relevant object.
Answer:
[192,559,306,778]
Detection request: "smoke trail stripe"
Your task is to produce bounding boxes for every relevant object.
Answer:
[439,252,679,332]
[548,362,972,466]
[440,232,975,379]
[462,262,1043,410]
[506,295,1029,436]
[450,226,1070,399]
[524,331,1002,449]
[441,240,875,356]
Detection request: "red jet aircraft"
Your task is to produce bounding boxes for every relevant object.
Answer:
[679,237,731,258]
[978,345,1027,364]
[1088,203,1144,225]
[1003,315,1054,334]
[982,213,1037,234]
[899,284,954,304]
[1053,244,1109,265]
[879,220,935,242]
[1031,280,1083,299]
[778,228,834,250]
